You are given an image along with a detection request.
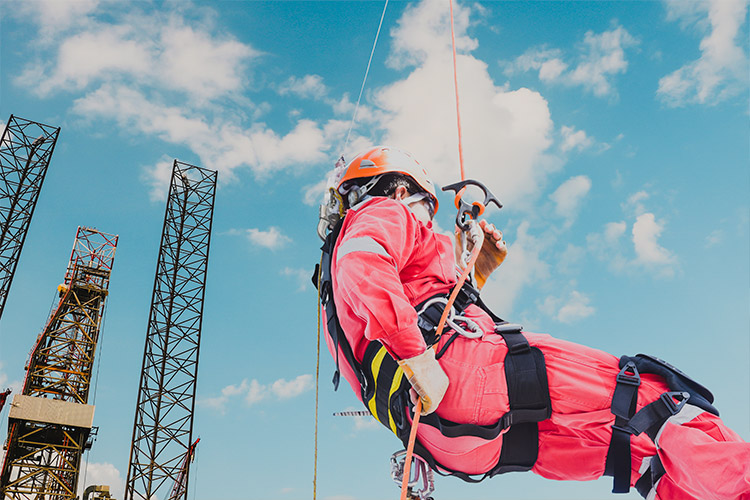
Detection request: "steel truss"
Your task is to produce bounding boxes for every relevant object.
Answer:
[0,114,60,321]
[125,160,217,500]
[0,227,118,499]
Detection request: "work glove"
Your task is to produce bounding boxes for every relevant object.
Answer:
[454,219,507,290]
[397,348,449,415]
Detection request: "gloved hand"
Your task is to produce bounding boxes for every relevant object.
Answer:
[454,219,507,290]
[397,348,449,415]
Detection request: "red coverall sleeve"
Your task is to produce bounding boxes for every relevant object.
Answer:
[333,200,427,360]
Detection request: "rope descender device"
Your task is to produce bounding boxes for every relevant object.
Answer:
[442,179,503,232]
[391,449,435,500]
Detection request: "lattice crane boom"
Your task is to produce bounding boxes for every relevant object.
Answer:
[0,114,61,321]
[0,227,118,499]
[124,160,216,500]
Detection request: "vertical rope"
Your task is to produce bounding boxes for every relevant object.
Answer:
[343,0,390,154]
[313,259,323,500]
[449,0,466,181]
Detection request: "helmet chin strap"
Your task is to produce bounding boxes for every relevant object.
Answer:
[399,192,427,205]
[400,192,433,222]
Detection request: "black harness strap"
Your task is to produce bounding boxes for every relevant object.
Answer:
[605,362,641,493]
[604,354,717,496]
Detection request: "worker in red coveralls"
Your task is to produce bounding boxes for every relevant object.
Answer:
[316,146,750,500]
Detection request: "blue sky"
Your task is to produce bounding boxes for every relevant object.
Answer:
[0,1,748,499]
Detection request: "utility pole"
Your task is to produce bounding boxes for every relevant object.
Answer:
[125,161,216,500]
[0,227,118,499]
[0,114,60,321]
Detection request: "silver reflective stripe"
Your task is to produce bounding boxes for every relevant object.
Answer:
[654,403,705,448]
[336,236,389,263]
[638,455,653,474]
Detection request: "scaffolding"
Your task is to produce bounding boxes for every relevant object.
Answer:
[0,227,118,499]
[0,114,60,321]
[125,160,216,500]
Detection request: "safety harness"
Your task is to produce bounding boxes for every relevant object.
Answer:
[315,211,718,496]
[313,217,552,482]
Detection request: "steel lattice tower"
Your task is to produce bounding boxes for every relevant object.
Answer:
[125,161,216,500]
[0,114,60,321]
[0,227,118,499]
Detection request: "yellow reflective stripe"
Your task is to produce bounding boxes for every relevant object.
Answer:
[367,347,388,420]
[387,366,405,435]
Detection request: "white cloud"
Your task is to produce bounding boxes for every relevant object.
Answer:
[605,221,627,243]
[0,362,22,394]
[556,290,595,323]
[624,190,650,216]
[12,4,340,200]
[9,0,100,43]
[587,211,676,277]
[303,179,328,206]
[560,126,594,153]
[72,84,333,199]
[632,213,676,269]
[549,175,591,220]
[244,227,292,250]
[658,0,749,106]
[279,74,328,100]
[506,25,638,97]
[281,267,312,292]
[271,374,314,399]
[353,0,558,212]
[481,221,551,315]
[200,375,313,412]
[586,221,629,273]
[387,0,476,70]
[245,379,267,406]
[16,10,259,102]
[540,290,596,323]
[78,462,125,500]
[705,229,724,247]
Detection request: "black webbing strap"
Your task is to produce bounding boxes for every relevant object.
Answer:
[604,361,691,495]
[314,219,366,391]
[626,391,690,440]
[605,361,641,493]
[634,455,666,498]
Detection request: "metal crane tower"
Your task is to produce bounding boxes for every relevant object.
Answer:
[125,160,216,500]
[0,226,118,499]
[0,114,60,321]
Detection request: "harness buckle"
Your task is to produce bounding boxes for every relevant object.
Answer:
[390,450,435,500]
[660,391,690,415]
[494,322,524,334]
[616,362,641,387]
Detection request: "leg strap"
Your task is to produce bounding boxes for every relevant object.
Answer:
[605,362,692,495]
[605,361,641,493]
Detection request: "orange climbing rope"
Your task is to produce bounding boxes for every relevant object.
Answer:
[450,0,466,183]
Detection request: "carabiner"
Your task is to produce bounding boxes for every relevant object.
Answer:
[390,450,435,500]
[442,179,502,231]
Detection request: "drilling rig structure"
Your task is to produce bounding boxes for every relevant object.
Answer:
[0,227,118,499]
[0,114,61,322]
[125,160,216,500]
